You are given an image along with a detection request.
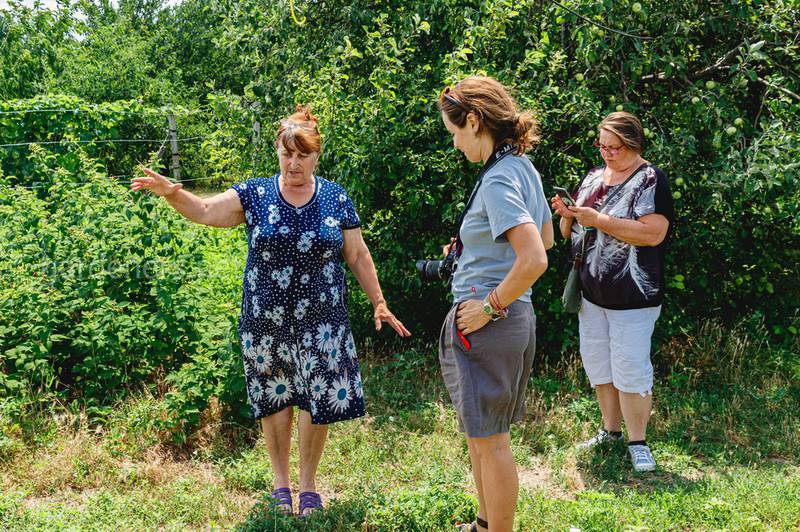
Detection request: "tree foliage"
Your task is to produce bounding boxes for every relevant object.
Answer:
[0,0,798,428]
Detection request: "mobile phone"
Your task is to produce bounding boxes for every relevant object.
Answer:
[553,186,576,207]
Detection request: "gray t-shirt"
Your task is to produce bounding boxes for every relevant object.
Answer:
[451,154,551,303]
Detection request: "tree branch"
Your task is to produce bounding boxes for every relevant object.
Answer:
[640,42,743,83]
[689,43,743,79]
[757,77,800,102]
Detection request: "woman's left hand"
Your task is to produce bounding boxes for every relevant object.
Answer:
[374,302,412,337]
[570,206,601,228]
[456,299,491,335]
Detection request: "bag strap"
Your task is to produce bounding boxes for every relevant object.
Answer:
[573,164,644,266]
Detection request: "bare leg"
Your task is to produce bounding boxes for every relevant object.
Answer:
[595,383,623,432]
[466,438,488,531]
[619,391,652,441]
[297,410,329,515]
[260,407,294,511]
[470,432,518,532]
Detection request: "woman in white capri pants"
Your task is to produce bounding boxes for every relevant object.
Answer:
[551,112,674,472]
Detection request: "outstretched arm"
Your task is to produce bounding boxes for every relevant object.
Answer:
[130,168,245,228]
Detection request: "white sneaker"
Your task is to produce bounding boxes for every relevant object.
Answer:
[576,429,623,449]
[628,444,657,472]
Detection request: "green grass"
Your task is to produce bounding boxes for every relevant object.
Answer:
[2,333,799,531]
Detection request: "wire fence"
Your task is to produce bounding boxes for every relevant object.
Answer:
[0,136,210,149]
[0,106,208,117]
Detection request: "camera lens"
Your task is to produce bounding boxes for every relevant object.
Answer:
[416,259,443,282]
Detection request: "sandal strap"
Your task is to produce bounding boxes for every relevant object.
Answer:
[456,517,488,531]
[270,487,293,507]
[299,491,323,513]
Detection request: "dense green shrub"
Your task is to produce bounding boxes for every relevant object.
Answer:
[0,149,213,405]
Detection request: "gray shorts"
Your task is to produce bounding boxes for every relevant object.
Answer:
[438,300,536,438]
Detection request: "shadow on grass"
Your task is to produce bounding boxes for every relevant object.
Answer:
[360,346,449,434]
[573,439,704,494]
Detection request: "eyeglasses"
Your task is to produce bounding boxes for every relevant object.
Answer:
[440,86,468,113]
[593,140,625,155]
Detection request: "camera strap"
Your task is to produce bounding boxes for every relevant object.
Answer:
[453,142,517,256]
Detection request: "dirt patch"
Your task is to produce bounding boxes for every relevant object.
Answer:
[519,459,573,499]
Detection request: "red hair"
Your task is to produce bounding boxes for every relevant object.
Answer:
[275,105,322,154]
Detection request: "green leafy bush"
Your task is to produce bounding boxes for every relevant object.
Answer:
[0,149,210,405]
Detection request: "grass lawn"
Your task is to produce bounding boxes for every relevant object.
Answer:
[1,339,798,531]
[1,219,798,530]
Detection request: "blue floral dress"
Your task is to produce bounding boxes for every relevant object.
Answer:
[231,175,365,424]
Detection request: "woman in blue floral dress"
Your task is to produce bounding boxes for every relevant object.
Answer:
[132,106,410,516]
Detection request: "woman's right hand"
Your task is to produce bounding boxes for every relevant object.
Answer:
[130,168,184,197]
[550,195,576,219]
[442,237,457,257]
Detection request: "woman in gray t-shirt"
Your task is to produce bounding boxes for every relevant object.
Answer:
[437,76,553,532]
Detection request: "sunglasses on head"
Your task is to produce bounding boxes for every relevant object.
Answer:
[440,86,468,112]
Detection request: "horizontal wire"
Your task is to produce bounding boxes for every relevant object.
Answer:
[2,174,226,190]
[0,107,208,117]
[0,136,210,149]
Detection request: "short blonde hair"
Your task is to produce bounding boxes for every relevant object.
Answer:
[599,112,645,154]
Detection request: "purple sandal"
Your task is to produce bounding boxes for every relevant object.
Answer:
[299,491,323,517]
[270,487,293,515]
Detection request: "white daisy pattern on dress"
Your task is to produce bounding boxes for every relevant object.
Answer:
[253,344,271,374]
[316,323,334,353]
[247,267,258,291]
[249,379,264,402]
[302,332,313,348]
[271,266,293,290]
[322,262,335,284]
[232,175,365,424]
[264,376,293,407]
[327,341,341,373]
[345,333,356,361]
[267,306,285,327]
[293,298,310,320]
[328,376,351,414]
[241,332,254,352]
[300,351,317,379]
[309,375,327,401]
[277,342,293,363]
[293,374,307,396]
[259,335,274,351]
[353,373,363,398]
[297,231,315,252]
[268,204,280,224]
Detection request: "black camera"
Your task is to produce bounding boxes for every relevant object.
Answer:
[416,248,457,283]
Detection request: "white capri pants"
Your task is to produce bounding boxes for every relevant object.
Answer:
[578,297,661,396]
